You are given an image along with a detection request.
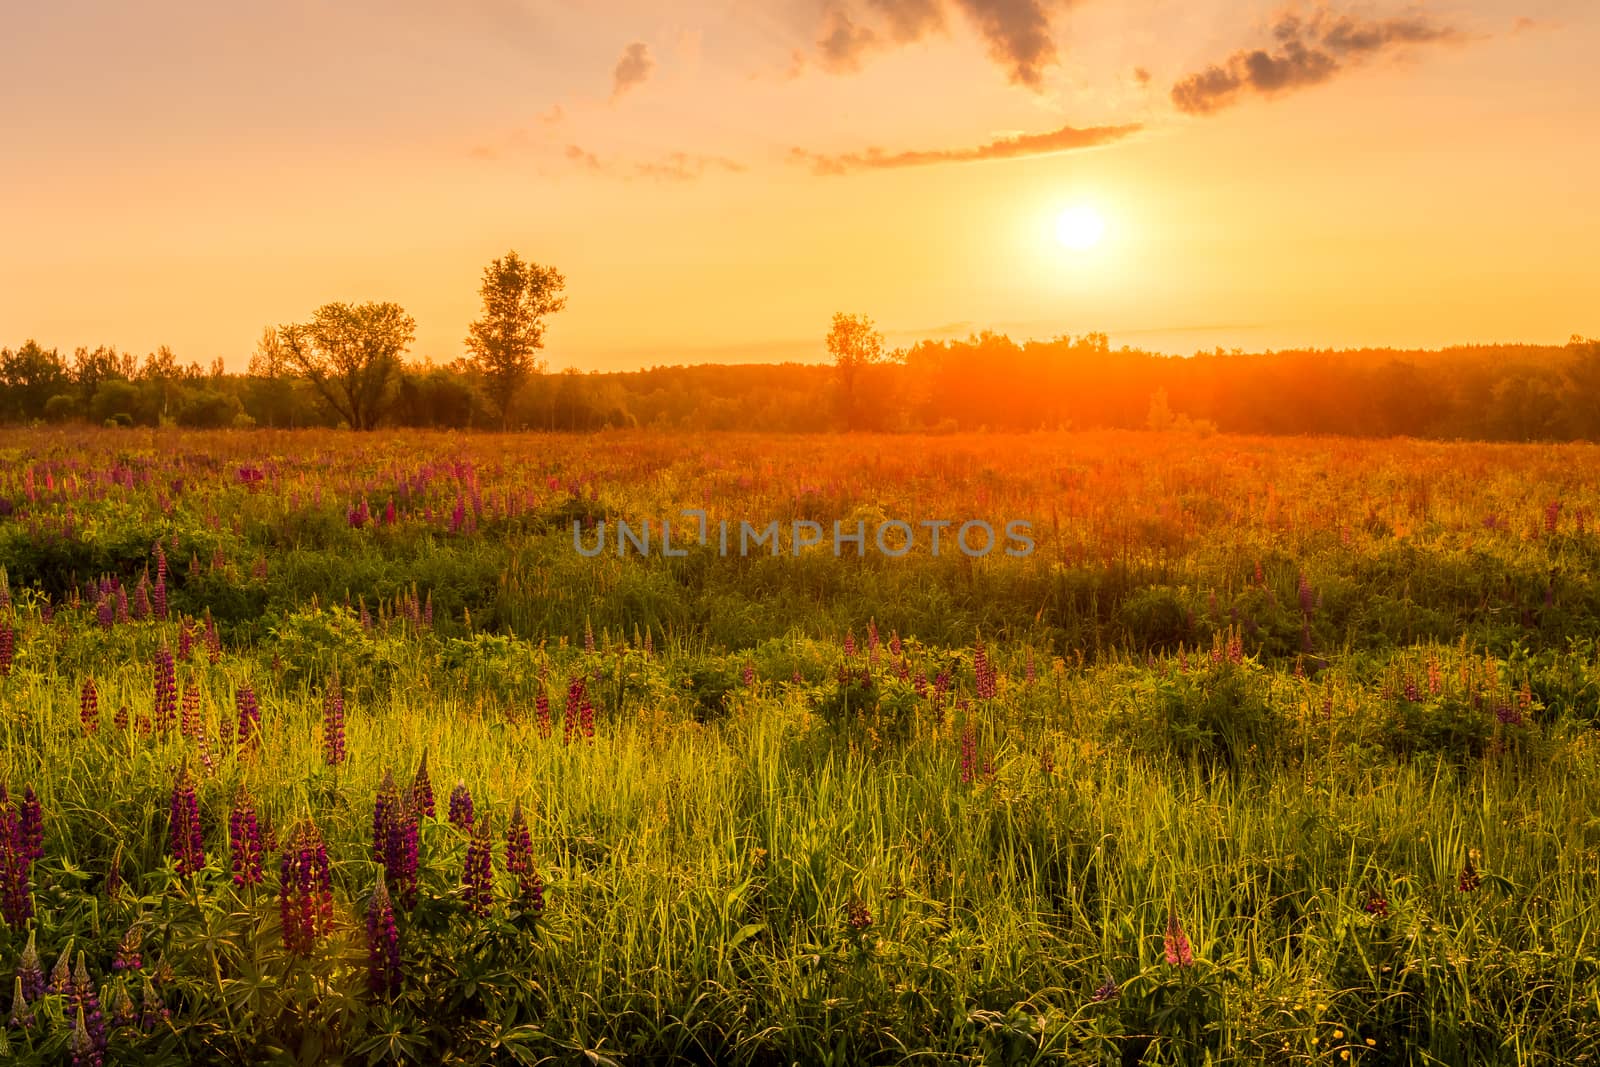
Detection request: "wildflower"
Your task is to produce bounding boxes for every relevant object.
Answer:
[742,661,756,686]
[846,899,872,930]
[18,788,41,863]
[564,676,585,745]
[462,814,494,917]
[1091,974,1119,1002]
[180,682,200,739]
[96,595,114,630]
[8,975,32,1030]
[580,694,595,741]
[79,682,97,736]
[0,620,11,677]
[1297,572,1315,615]
[133,573,151,619]
[365,870,402,997]
[373,771,400,861]
[113,703,129,732]
[138,978,170,1032]
[448,782,474,830]
[168,766,205,877]
[1363,892,1390,918]
[153,647,177,733]
[17,929,44,1002]
[411,750,435,819]
[109,983,136,1027]
[47,945,71,994]
[68,954,106,1067]
[973,642,997,699]
[584,616,595,653]
[1458,849,1482,893]
[203,610,221,663]
[1163,913,1194,967]
[228,788,263,888]
[534,689,552,739]
[959,727,976,785]
[505,800,543,910]
[322,677,346,767]
[112,925,142,972]
[889,630,902,657]
[235,685,260,751]
[279,821,335,954]
[381,792,420,911]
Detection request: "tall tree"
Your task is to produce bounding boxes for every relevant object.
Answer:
[0,340,70,419]
[275,302,416,430]
[465,251,566,430]
[825,312,884,430]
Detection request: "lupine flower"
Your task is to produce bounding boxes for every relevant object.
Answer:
[47,945,71,994]
[1363,892,1390,918]
[534,690,552,739]
[1163,914,1194,967]
[505,800,543,910]
[846,899,872,930]
[0,620,12,677]
[80,679,99,734]
[889,630,902,656]
[115,585,130,624]
[974,642,997,699]
[580,694,595,741]
[1025,649,1037,685]
[959,727,976,785]
[411,751,435,819]
[365,870,402,997]
[843,630,856,657]
[153,647,177,733]
[448,782,474,830]
[17,929,44,1002]
[113,705,128,732]
[177,619,192,660]
[373,771,400,860]
[235,686,260,751]
[564,676,585,745]
[322,678,346,767]
[168,767,205,877]
[153,545,169,618]
[1458,849,1482,893]
[203,611,221,663]
[8,975,32,1030]
[180,682,200,739]
[133,574,151,620]
[1091,974,1119,1002]
[110,983,137,1027]
[112,925,143,972]
[0,786,35,928]
[583,616,595,653]
[138,978,169,1032]
[96,596,114,630]
[1297,573,1315,616]
[18,788,41,863]
[462,814,494,917]
[68,954,106,1067]
[382,792,420,911]
[228,788,264,888]
[742,661,756,686]
[279,821,335,954]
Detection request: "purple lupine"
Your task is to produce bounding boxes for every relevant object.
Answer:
[411,751,435,819]
[168,767,205,877]
[322,678,346,767]
[138,978,170,1032]
[153,647,177,733]
[96,595,114,630]
[580,694,595,742]
[365,871,402,996]
[18,788,41,862]
[153,544,169,618]
[843,629,857,657]
[0,619,12,677]
[974,642,997,700]
[80,678,100,734]
[505,800,542,910]
[47,946,71,994]
[889,630,902,657]
[113,704,128,732]
[462,814,494,917]
[279,821,335,955]
[534,690,552,739]
[448,782,475,830]
[110,983,136,1027]
[742,661,756,687]
[959,727,976,785]
[382,792,420,911]
[16,929,44,1002]
[115,584,130,625]
[9,974,33,1030]
[373,770,400,860]
[180,682,200,739]
[133,574,151,620]
[583,616,595,653]
[0,785,35,928]
[1163,914,1194,967]
[235,686,260,752]
[112,925,142,972]
[69,954,107,1067]
[203,611,221,664]
[1025,649,1037,685]
[228,788,263,888]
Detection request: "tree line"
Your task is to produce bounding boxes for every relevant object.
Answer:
[2,260,1596,439]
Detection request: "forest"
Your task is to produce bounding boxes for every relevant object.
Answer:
[2,331,1597,441]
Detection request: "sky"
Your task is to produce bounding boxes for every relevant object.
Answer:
[1,0,1596,371]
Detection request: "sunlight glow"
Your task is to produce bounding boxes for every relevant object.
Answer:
[1054,205,1107,252]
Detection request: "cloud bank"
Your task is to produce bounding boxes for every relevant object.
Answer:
[791,120,1140,174]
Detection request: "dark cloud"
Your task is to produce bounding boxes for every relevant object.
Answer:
[810,0,1071,89]
[611,41,655,100]
[790,120,1140,175]
[1172,6,1463,115]
[1133,66,1151,86]
[817,6,877,73]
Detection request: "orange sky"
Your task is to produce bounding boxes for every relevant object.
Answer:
[2,0,1595,370]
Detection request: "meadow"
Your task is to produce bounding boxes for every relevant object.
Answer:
[1,426,1599,1065]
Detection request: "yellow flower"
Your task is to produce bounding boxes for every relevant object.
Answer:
[1334,1029,1345,1039]
[1341,1052,1351,1061]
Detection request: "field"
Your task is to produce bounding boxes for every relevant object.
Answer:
[2,426,1599,1065]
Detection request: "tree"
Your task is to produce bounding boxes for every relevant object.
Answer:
[0,341,70,420]
[825,313,885,430]
[465,251,566,430]
[275,302,416,430]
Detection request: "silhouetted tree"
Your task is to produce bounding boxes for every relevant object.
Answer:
[465,251,566,430]
[826,312,884,430]
[275,302,416,430]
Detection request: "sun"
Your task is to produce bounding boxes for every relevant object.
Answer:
[1054,205,1106,252]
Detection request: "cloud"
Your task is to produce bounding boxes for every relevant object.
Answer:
[808,0,1071,89]
[1133,65,1151,86]
[1172,5,1464,115]
[565,144,746,182]
[611,42,655,100]
[790,120,1141,175]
